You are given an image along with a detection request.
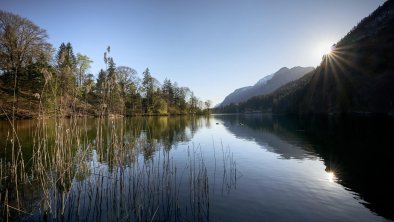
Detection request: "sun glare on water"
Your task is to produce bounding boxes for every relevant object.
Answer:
[327,171,336,183]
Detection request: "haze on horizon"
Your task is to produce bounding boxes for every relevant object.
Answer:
[0,0,384,105]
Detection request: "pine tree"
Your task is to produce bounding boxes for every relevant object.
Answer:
[56,42,77,114]
[96,69,107,116]
[106,58,124,114]
[142,68,154,114]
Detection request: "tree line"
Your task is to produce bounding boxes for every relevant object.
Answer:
[0,10,211,118]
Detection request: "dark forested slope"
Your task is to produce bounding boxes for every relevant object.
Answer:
[218,0,394,115]
[298,0,394,114]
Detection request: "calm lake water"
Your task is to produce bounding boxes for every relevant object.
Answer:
[0,114,393,221]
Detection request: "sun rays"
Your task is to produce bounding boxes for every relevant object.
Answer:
[305,42,358,113]
[316,42,335,59]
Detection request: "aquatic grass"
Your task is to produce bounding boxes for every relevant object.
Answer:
[0,117,237,221]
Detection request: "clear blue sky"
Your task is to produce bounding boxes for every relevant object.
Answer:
[0,0,384,105]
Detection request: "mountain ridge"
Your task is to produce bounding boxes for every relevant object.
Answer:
[217,0,394,115]
[219,66,314,107]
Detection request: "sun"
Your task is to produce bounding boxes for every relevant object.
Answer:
[316,42,334,58]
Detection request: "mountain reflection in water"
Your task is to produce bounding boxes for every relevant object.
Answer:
[0,115,393,221]
[215,114,394,220]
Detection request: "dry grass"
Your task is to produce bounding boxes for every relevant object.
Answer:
[0,117,236,221]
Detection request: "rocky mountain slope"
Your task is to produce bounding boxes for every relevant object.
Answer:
[220,66,314,107]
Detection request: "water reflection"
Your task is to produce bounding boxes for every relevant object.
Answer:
[0,116,226,221]
[217,114,316,159]
[1,114,393,221]
[215,114,394,221]
[0,116,207,162]
[326,171,336,183]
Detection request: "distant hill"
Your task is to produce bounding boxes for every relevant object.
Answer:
[218,0,394,115]
[219,66,314,107]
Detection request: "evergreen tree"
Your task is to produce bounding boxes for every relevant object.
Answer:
[56,42,77,113]
[0,11,208,117]
[142,68,154,114]
[106,57,124,114]
[162,78,174,105]
[96,69,107,116]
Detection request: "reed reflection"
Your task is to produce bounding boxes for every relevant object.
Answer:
[0,115,236,221]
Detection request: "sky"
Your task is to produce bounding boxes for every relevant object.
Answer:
[0,0,385,105]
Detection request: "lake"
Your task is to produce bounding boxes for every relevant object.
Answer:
[0,114,393,221]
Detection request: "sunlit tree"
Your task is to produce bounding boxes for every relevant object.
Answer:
[116,66,140,114]
[0,10,51,112]
[76,53,93,87]
[56,42,77,111]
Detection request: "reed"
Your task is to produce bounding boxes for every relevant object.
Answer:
[0,117,237,221]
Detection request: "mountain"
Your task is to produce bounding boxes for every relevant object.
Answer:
[218,0,394,115]
[219,66,314,107]
[284,0,394,114]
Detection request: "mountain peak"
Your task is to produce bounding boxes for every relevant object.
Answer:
[219,66,314,107]
[255,73,274,86]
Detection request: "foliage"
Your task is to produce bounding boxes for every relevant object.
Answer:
[0,11,210,117]
[76,53,93,87]
[0,10,51,114]
[0,10,212,118]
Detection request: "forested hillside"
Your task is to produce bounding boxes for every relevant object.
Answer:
[0,10,211,118]
[298,0,394,114]
[217,0,394,115]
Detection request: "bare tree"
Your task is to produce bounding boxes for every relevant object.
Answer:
[116,66,139,96]
[0,10,51,113]
[204,100,212,110]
